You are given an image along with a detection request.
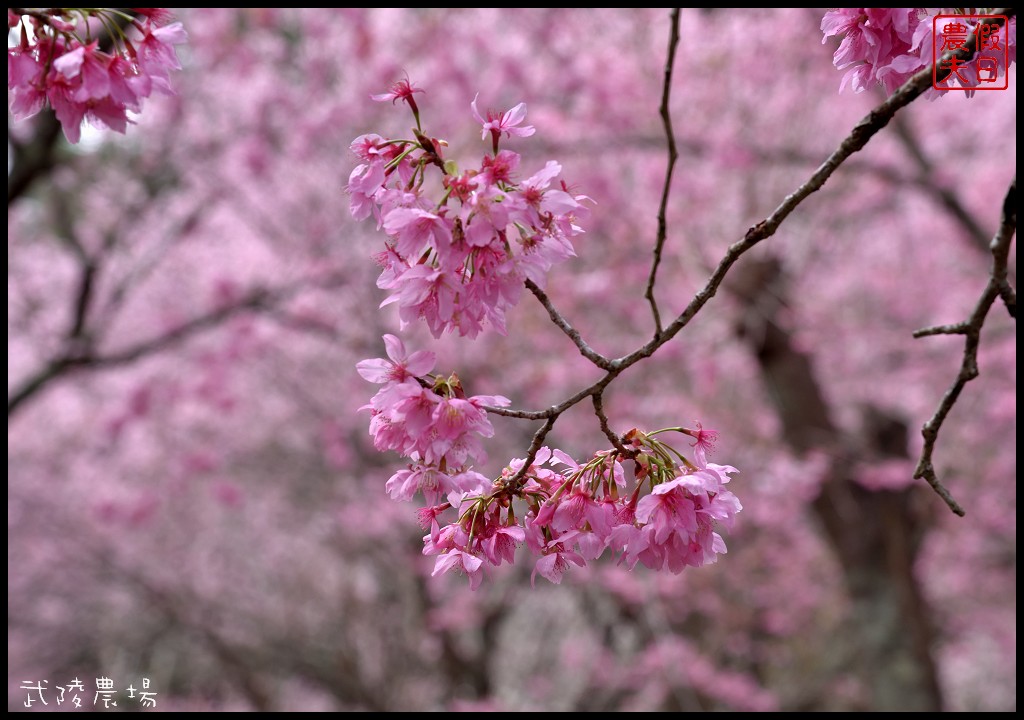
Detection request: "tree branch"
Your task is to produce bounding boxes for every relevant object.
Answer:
[502,417,557,492]
[486,13,1014,486]
[912,175,1016,517]
[7,275,345,417]
[992,180,1017,319]
[8,290,267,416]
[592,391,632,457]
[525,279,612,369]
[913,322,969,338]
[643,7,681,337]
[7,114,63,206]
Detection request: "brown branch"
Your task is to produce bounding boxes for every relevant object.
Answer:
[499,417,557,492]
[546,135,1000,264]
[992,179,1017,318]
[486,14,1014,486]
[7,115,63,206]
[525,279,612,369]
[7,279,325,417]
[50,191,99,348]
[912,175,1016,517]
[643,7,681,337]
[913,322,969,338]
[592,392,632,457]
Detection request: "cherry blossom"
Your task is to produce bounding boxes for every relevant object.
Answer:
[356,330,745,590]
[7,9,187,143]
[349,81,589,339]
[471,94,536,154]
[821,8,1017,95]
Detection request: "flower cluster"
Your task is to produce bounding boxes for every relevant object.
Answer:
[357,335,509,504]
[358,335,742,589]
[8,8,187,143]
[821,8,1016,95]
[353,81,741,588]
[348,79,590,338]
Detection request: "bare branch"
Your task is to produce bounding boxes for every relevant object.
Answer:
[485,14,1016,488]
[8,290,270,416]
[499,417,557,491]
[8,274,347,417]
[913,322,969,339]
[7,114,63,206]
[618,14,1011,367]
[592,392,632,457]
[913,176,1017,517]
[525,279,612,370]
[992,180,1017,318]
[643,7,681,337]
[7,359,70,418]
[48,191,101,350]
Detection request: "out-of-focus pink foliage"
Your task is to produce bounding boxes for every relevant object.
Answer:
[8,8,1015,712]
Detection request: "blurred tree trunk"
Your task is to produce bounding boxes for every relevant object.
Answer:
[729,257,943,711]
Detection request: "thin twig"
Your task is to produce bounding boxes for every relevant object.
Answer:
[991,176,1017,318]
[525,279,613,369]
[499,417,557,492]
[913,176,1016,517]
[486,14,1014,488]
[643,7,681,337]
[592,392,633,457]
[913,322,969,338]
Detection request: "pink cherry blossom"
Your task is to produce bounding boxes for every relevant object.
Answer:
[356,333,436,384]
[686,421,719,461]
[636,479,699,545]
[350,85,588,338]
[386,464,456,502]
[532,534,586,586]
[350,133,388,162]
[383,208,451,260]
[8,46,48,120]
[479,150,521,186]
[135,21,188,94]
[417,503,449,541]
[7,9,186,143]
[471,94,536,153]
[821,8,923,93]
[347,161,386,221]
[351,83,742,592]
[820,9,1017,96]
[371,75,425,122]
[482,523,526,566]
[432,549,485,590]
[551,486,609,536]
